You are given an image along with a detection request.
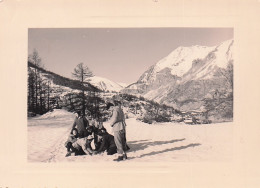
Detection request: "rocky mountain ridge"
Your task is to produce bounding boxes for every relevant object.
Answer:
[122,39,234,114]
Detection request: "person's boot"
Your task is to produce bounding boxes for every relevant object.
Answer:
[113,155,124,161]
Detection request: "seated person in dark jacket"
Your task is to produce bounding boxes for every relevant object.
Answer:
[93,130,117,155]
[93,120,107,151]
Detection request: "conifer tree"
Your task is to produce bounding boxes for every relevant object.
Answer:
[72,63,93,116]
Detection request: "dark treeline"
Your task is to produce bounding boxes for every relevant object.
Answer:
[27,49,49,115]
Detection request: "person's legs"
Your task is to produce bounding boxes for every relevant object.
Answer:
[124,132,130,151]
[75,148,85,156]
[114,131,123,155]
[94,135,101,151]
[121,132,127,151]
[113,130,127,161]
[65,142,75,157]
[65,142,72,152]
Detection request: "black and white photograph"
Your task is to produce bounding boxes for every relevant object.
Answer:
[1,1,260,188]
[27,28,234,162]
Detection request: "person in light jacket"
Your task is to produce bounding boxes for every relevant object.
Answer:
[71,135,94,156]
[107,101,128,161]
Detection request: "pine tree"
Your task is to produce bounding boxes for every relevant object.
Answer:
[72,63,94,116]
[28,67,36,112]
[31,49,42,112]
[27,49,47,115]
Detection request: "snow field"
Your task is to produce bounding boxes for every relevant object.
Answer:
[28,109,232,163]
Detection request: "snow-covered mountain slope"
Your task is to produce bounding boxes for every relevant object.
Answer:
[40,72,80,97]
[138,45,215,84]
[138,39,233,85]
[87,76,124,92]
[122,39,234,111]
[181,39,233,82]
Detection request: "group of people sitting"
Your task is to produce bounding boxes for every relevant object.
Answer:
[64,101,130,161]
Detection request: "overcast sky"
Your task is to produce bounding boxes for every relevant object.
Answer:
[28,28,233,85]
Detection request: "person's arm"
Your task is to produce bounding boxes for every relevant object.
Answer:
[66,134,73,142]
[82,141,93,155]
[109,109,118,127]
[82,146,92,155]
[121,109,127,127]
[71,118,77,133]
[71,136,77,143]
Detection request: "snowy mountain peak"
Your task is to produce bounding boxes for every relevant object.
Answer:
[87,76,124,92]
[122,39,234,111]
[137,44,215,84]
[138,39,233,84]
[156,45,215,77]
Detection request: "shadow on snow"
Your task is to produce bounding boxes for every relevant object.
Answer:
[127,138,186,152]
[127,139,201,159]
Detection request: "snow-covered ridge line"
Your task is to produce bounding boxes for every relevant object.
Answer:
[87,76,125,92]
[28,61,99,92]
[28,61,125,93]
[125,39,233,89]
[122,39,234,114]
[140,39,233,82]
